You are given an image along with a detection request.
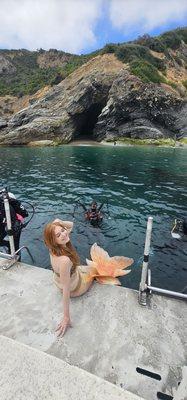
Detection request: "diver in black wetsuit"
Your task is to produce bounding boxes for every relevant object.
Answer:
[171,217,187,239]
[85,201,103,224]
[73,200,105,225]
[0,192,28,253]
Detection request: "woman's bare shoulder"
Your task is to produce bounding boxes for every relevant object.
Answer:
[52,254,72,264]
[59,257,73,279]
[59,255,72,264]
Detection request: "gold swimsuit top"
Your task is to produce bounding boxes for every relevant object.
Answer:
[53,266,81,293]
[50,252,81,293]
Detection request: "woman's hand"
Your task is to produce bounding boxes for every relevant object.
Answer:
[52,219,73,233]
[55,317,72,337]
[53,218,62,224]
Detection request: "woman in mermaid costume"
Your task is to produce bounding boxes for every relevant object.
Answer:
[44,219,133,337]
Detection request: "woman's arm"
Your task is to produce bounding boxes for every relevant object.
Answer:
[53,219,73,234]
[55,256,73,336]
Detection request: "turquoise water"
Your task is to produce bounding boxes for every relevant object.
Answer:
[0,145,187,291]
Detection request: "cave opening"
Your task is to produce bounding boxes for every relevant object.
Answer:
[73,102,105,140]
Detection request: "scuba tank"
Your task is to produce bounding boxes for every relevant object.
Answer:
[171,217,187,239]
[183,218,187,235]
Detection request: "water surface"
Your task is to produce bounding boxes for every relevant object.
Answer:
[0,145,186,292]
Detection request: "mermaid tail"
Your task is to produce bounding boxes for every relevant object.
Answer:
[86,243,134,285]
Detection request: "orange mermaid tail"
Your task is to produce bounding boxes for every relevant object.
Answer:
[86,243,134,285]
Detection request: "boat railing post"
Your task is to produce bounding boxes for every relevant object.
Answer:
[139,216,153,306]
[3,189,15,256]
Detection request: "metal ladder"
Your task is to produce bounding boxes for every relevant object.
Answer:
[139,217,187,306]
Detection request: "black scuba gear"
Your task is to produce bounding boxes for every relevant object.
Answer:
[0,196,28,253]
[183,218,187,235]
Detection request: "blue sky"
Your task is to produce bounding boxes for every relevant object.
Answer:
[0,0,186,54]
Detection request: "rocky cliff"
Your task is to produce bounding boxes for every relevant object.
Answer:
[94,69,186,141]
[0,54,125,144]
[0,29,186,145]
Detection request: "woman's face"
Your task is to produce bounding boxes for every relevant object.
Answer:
[54,225,70,246]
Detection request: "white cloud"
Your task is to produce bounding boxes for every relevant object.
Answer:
[108,0,187,34]
[0,0,186,53]
[0,0,103,53]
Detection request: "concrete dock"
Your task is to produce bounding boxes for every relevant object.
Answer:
[0,258,187,400]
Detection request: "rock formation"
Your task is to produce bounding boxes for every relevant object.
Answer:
[0,46,186,145]
[94,69,186,141]
[0,55,125,144]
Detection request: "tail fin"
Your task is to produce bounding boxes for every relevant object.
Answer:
[86,243,134,285]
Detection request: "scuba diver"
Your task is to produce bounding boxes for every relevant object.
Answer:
[85,201,103,224]
[0,191,28,253]
[171,217,187,239]
[73,200,105,225]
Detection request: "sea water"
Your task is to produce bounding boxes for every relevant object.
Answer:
[0,144,186,292]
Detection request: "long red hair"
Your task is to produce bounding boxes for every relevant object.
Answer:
[43,221,80,273]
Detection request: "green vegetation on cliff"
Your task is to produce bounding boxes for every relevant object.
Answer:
[112,43,167,84]
[115,43,165,70]
[102,27,187,85]
[0,49,90,96]
[130,60,167,84]
[0,27,186,96]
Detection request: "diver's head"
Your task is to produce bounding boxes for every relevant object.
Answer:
[91,201,97,211]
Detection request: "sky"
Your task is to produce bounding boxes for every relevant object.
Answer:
[0,0,187,54]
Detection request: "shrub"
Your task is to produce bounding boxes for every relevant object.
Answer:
[116,44,149,63]
[115,44,165,71]
[102,43,117,54]
[166,81,178,90]
[130,60,167,84]
[136,28,187,52]
[148,38,166,53]
[176,28,187,43]
[159,31,182,50]
[136,34,166,53]
[182,80,187,89]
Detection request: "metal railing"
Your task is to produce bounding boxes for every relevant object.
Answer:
[139,217,187,306]
[0,188,34,270]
